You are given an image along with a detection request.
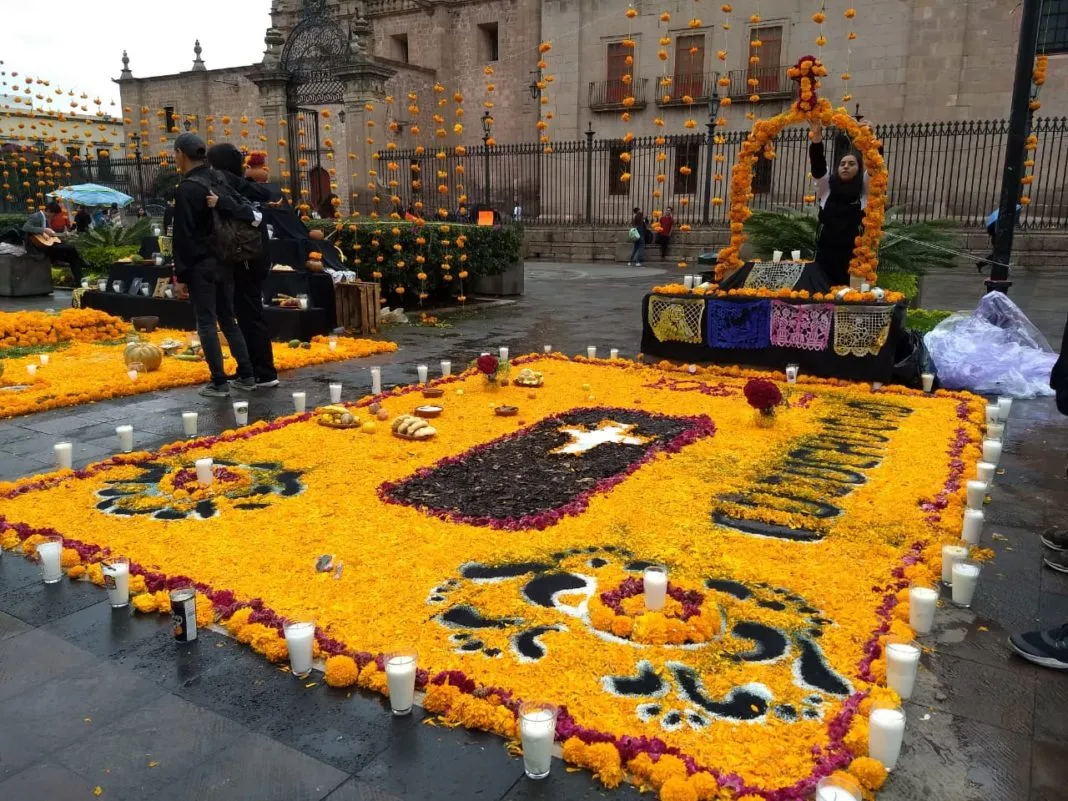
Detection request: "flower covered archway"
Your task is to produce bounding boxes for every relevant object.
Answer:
[715,57,889,285]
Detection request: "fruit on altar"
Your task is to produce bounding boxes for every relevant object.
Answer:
[514,368,544,387]
[391,414,437,439]
[288,339,302,348]
[305,260,324,272]
[309,229,325,241]
[376,408,389,421]
[361,421,377,434]
[317,404,358,428]
[123,341,163,372]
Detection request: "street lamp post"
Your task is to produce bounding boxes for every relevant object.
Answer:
[584,121,596,224]
[701,89,722,226]
[131,132,146,211]
[481,110,493,208]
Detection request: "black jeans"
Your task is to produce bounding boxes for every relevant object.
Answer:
[44,243,85,284]
[186,258,254,387]
[233,263,277,383]
[655,234,671,258]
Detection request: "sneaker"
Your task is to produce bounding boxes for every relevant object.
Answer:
[230,377,257,393]
[1043,550,1068,574]
[1009,623,1068,669]
[1040,527,1068,551]
[198,383,230,398]
[636,262,643,267]
[255,378,280,389]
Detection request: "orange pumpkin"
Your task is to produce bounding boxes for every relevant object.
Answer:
[309,229,325,241]
[306,260,324,272]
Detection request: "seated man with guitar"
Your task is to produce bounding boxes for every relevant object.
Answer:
[23,207,88,285]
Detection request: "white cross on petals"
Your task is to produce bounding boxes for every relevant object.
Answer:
[550,422,652,456]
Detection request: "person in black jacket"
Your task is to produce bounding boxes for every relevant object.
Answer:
[808,120,870,287]
[172,133,256,398]
[208,143,281,388]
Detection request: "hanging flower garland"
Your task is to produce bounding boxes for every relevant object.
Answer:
[536,43,552,153]
[842,8,858,103]
[1020,52,1049,208]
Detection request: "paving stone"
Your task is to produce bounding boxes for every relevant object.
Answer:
[0,628,97,701]
[322,777,405,800]
[501,767,645,800]
[0,549,44,592]
[1030,739,1068,801]
[0,610,30,641]
[43,599,173,659]
[1033,668,1068,744]
[0,573,106,627]
[110,626,241,692]
[0,761,104,800]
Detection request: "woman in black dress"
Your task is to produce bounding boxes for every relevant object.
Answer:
[808,120,870,286]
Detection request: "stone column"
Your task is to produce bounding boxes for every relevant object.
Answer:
[248,68,291,188]
[335,61,396,217]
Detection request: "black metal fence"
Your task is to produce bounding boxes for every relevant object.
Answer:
[385,117,1068,230]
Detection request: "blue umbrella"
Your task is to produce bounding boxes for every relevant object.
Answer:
[49,183,134,207]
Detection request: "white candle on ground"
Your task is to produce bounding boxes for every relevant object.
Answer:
[941,542,969,585]
[182,412,198,437]
[610,348,620,360]
[329,383,343,403]
[417,365,429,384]
[36,539,63,584]
[986,422,1005,441]
[961,508,984,545]
[785,364,799,384]
[868,706,906,770]
[951,561,982,607]
[976,461,996,483]
[102,559,130,608]
[519,706,557,779]
[127,369,138,382]
[328,337,337,351]
[791,249,802,261]
[292,392,306,413]
[39,353,49,366]
[587,346,597,359]
[233,401,249,426]
[985,404,999,425]
[385,653,418,715]
[997,396,1013,421]
[283,621,315,676]
[370,367,382,395]
[26,364,37,377]
[909,586,939,635]
[885,642,921,700]
[643,567,668,611]
[772,250,783,263]
[816,786,859,801]
[116,425,133,453]
[195,458,214,487]
[921,373,935,393]
[543,345,552,354]
[966,479,987,510]
[499,347,509,362]
[441,360,452,376]
[982,439,1002,464]
[54,442,72,470]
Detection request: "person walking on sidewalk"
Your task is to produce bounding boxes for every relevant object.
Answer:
[172,133,257,398]
[628,207,648,267]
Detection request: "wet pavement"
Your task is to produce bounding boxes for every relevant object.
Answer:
[1,263,1066,800]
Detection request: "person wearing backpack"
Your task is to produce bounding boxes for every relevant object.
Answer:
[172,133,256,397]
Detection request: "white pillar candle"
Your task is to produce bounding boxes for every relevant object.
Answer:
[417,365,429,384]
[868,706,906,770]
[643,566,668,611]
[610,348,620,360]
[884,641,921,700]
[785,364,799,384]
[587,346,597,359]
[921,373,935,393]
[54,442,73,470]
[370,367,382,395]
[328,336,337,351]
[195,458,214,487]
[982,439,1002,464]
[36,538,64,584]
[976,461,996,483]
[997,396,1013,421]
[951,560,982,607]
[816,782,861,801]
[292,391,306,413]
[543,345,552,354]
[961,508,984,545]
[985,404,1000,425]
[115,425,133,453]
[941,542,969,585]
[772,250,783,263]
[519,703,557,780]
[986,422,1004,441]
[26,364,37,377]
[385,651,418,715]
[102,558,130,608]
[233,401,249,426]
[909,585,939,635]
[860,282,871,293]
[283,621,315,676]
[791,249,802,261]
[683,275,694,290]
[499,347,509,362]
[182,412,198,437]
[329,383,343,403]
[39,353,49,366]
[127,369,138,382]
[440,360,452,376]
[966,479,987,510]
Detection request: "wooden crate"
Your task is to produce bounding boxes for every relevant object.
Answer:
[335,281,381,335]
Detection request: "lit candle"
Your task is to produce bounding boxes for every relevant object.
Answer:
[986,422,1004,441]
[54,442,72,470]
[997,395,1012,421]
[610,348,620,360]
[982,439,1002,464]
[36,537,64,584]
[543,345,552,354]
[985,404,999,425]
[966,479,987,510]
[884,641,921,700]
[102,557,130,608]
[329,383,343,403]
[195,458,214,487]
[417,365,429,384]
[785,364,799,384]
[909,584,939,635]
[26,364,37,377]
[961,508,984,545]
[283,621,315,676]
[951,560,982,607]
[499,347,509,362]
[587,346,597,359]
[385,651,418,716]
[976,461,995,483]
[233,401,249,426]
[643,566,668,611]
[328,336,337,351]
[440,360,452,376]
[292,391,307,413]
[921,373,935,393]
[519,702,558,780]
[371,367,382,395]
[39,353,49,366]
[127,369,138,382]
[115,425,133,453]
[868,706,906,770]
[941,541,969,585]
[182,412,198,437]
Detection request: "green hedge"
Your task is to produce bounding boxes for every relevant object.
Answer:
[305,219,523,303]
[906,308,953,334]
[0,213,26,232]
[877,272,918,299]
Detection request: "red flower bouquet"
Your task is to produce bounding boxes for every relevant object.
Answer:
[476,355,499,376]
[743,378,783,413]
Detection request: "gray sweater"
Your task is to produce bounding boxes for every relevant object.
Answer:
[22,210,48,235]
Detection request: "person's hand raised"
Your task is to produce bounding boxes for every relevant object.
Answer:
[206,191,218,209]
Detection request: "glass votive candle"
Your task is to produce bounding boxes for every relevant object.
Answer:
[791,249,802,261]
[36,536,64,584]
[233,401,249,426]
[997,395,1013,421]
[587,346,597,359]
[328,336,337,351]
[417,365,429,384]
[976,461,996,483]
[499,347,509,362]
[54,442,73,469]
[329,383,343,403]
[80,278,90,289]
[610,348,620,360]
[518,702,558,780]
[543,345,552,354]
[370,367,382,395]
[97,279,107,291]
[785,363,800,384]
[941,540,969,585]
[983,439,1003,463]
[283,620,315,676]
[683,275,694,290]
[116,425,133,453]
[816,774,862,801]
[643,566,668,611]
[440,360,452,376]
[292,391,307,413]
[39,353,49,366]
[195,458,214,487]
[102,557,130,608]
[909,582,939,635]
[26,364,37,377]
[986,422,1005,441]
[961,508,984,545]
[182,411,198,437]
[884,638,921,700]
[921,372,935,393]
[772,250,783,263]
[112,280,123,293]
[985,404,999,425]
[951,559,982,607]
[384,650,418,715]
[966,479,987,510]
[868,703,906,771]
[127,369,139,382]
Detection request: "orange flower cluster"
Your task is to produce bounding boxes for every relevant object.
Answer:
[0,308,126,350]
[651,283,905,304]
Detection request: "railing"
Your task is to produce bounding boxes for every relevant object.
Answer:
[656,72,720,106]
[726,66,793,99]
[588,78,649,111]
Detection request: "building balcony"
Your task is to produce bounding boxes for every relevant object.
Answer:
[655,72,721,106]
[588,78,649,112]
[725,66,794,100]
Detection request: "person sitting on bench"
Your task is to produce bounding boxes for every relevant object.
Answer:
[23,206,88,285]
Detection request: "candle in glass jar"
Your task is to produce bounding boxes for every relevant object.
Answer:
[283,621,315,676]
[519,703,557,780]
[385,651,418,715]
[868,706,906,770]
[643,566,668,611]
[39,353,49,366]
[921,373,935,393]
[329,383,343,403]
[417,365,429,384]
[982,439,1002,464]
[985,404,999,425]
[791,250,802,261]
[966,479,987,510]
[961,508,984,545]
[195,458,214,487]
[909,585,939,635]
[499,347,509,362]
[102,558,130,608]
[587,346,597,359]
[292,391,306,413]
[328,336,337,351]
[54,442,73,470]
[986,422,1004,441]
[440,360,452,376]
[182,412,198,437]
[976,461,995,483]
[997,396,1012,421]
[816,783,860,801]
[610,348,619,360]
[785,364,799,384]
[772,250,783,263]
[127,369,138,382]
[26,364,37,377]
[116,425,133,453]
[370,367,382,395]
[885,641,921,700]
[543,344,552,354]
[233,401,249,426]
[951,560,982,607]
[941,542,969,585]
[36,538,64,584]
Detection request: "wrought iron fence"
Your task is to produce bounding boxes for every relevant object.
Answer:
[384,117,1068,231]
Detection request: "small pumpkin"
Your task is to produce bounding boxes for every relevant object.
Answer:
[305,260,324,272]
[309,229,325,241]
[123,341,163,372]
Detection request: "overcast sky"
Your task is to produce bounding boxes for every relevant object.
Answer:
[4,1,271,112]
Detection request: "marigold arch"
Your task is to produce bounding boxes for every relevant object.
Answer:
[714,97,888,284]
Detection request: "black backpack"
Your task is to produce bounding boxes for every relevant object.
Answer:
[183,170,264,265]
